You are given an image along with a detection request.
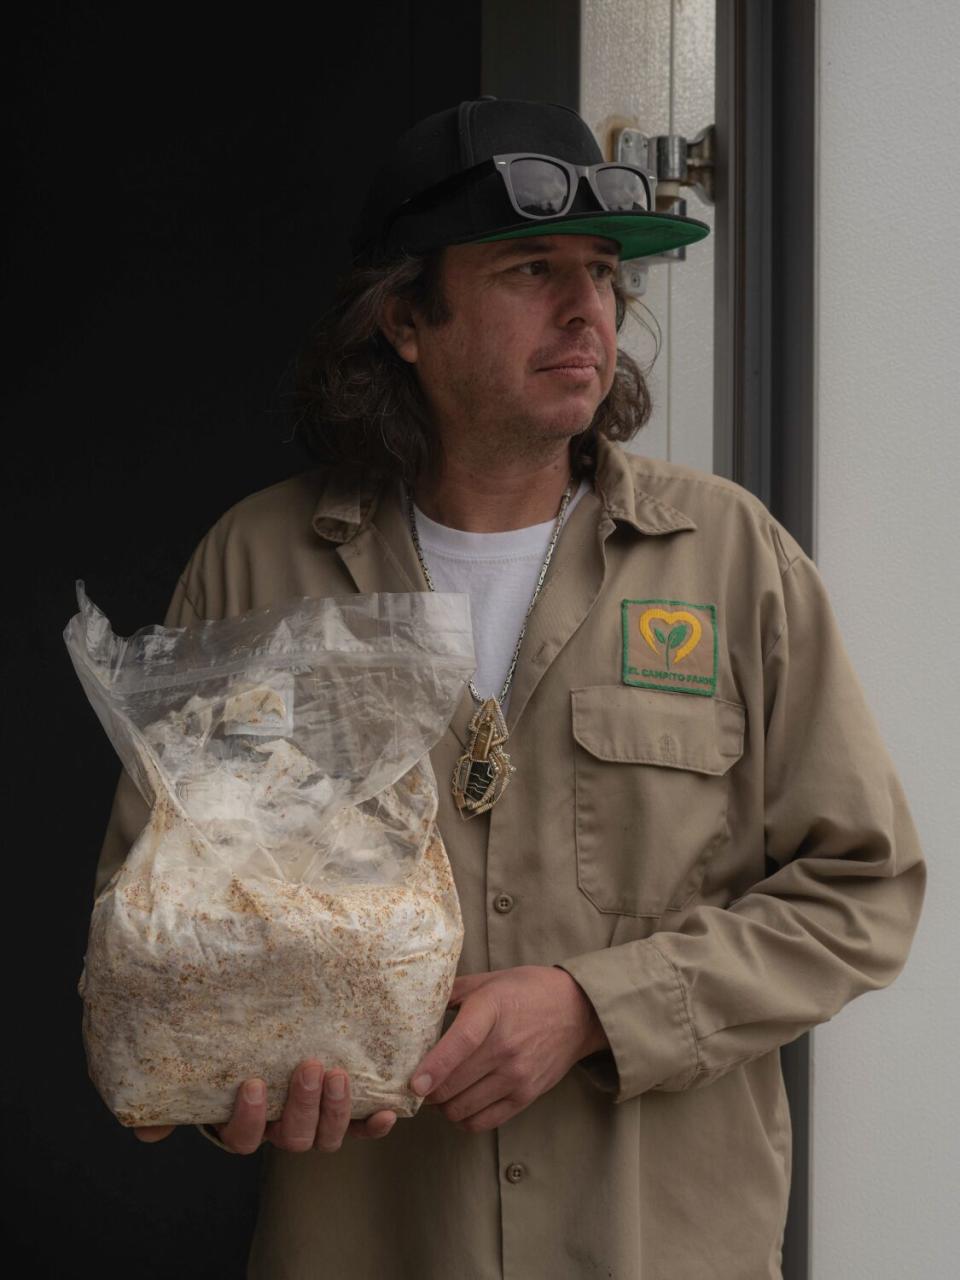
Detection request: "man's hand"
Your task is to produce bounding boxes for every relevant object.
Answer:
[133,1061,398,1152]
[408,966,609,1134]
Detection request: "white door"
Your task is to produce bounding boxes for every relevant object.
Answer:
[581,0,716,473]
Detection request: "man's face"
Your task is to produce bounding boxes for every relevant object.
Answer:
[397,233,620,459]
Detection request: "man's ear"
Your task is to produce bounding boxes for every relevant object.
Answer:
[379,293,419,365]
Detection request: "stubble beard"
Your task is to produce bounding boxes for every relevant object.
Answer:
[431,406,591,475]
[420,338,609,475]
[441,373,600,471]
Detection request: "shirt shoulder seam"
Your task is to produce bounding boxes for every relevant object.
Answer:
[176,576,204,622]
[764,550,811,662]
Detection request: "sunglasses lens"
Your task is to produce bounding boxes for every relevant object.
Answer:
[508,158,571,216]
[594,166,650,212]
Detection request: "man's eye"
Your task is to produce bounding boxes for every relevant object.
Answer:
[515,259,548,275]
[592,262,617,281]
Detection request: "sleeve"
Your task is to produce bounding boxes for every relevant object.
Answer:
[557,548,927,1102]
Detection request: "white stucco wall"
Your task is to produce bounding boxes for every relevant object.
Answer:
[813,3,960,1276]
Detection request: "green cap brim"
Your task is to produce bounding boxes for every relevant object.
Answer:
[467,209,710,260]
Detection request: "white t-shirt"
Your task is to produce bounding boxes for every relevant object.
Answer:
[412,480,589,713]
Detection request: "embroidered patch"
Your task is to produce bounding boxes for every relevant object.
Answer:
[621,599,718,697]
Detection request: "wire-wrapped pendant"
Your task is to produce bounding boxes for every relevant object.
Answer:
[452,697,515,818]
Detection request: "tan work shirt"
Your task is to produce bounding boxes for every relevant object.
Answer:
[95,436,925,1280]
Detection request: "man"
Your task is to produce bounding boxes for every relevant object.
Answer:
[97,99,925,1278]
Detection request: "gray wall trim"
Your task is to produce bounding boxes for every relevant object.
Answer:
[481,0,581,110]
[713,0,773,502]
[716,4,818,1279]
[714,0,817,557]
[770,0,817,557]
[780,1026,812,1280]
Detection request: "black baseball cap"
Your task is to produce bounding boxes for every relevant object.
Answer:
[350,97,709,263]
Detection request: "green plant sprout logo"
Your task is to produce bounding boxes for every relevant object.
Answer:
[639,606,703,669]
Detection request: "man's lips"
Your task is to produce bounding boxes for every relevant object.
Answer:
[536,357,600,383]
[537,357,599,371]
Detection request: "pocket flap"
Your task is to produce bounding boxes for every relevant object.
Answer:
[571,686,745,775]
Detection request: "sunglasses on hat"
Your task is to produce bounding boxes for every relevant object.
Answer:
[490,153,654,219]
[395,151,653,225]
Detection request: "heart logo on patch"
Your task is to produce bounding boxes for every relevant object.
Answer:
[638,607,702,668]
[622,598,717,696]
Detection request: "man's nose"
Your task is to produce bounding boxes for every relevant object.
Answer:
[554,266,607,327]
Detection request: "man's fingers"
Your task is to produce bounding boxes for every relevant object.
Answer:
[450,1096,518,1135]
[410,994,499,1098]
[347,1109,398,1140]
[133,1125,175,1143]
[421,1052,493,1106]
[314,1071,352,1152]
[266,1061,324,1153]
[218,1078,269,1155]
[420,1018,505,1104]
[438,1072,514,1125]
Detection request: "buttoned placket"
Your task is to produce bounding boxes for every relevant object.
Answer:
[320,458,697,1280]
[469,474,694,1280]
[480,486,614,1280]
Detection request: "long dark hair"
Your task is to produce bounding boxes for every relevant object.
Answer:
[291,249,655,483]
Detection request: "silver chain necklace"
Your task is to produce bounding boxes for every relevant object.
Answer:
[406,479,574,819]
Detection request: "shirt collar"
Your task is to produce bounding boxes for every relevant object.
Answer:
[310,436,697,543]
[591,435,698,536]
[310,470,383,544]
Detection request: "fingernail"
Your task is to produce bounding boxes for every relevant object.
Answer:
[302,1065,322,1092]
[412,1073,432,1096]
[244,1081,265,1105]
[327,1074,345,1100]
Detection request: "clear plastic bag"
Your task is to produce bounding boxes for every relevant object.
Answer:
[65,582,474,1126]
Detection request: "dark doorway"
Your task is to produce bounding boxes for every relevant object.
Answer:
[5,6,480,1276]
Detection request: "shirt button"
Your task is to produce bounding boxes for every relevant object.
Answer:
[493,893,515,914]
[505,1163,525,1184]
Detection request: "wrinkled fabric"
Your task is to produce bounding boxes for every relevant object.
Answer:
[95,438,926,1280]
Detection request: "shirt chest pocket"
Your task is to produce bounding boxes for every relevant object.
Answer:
[571,686,745,918]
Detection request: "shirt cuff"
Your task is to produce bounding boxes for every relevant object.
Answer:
[557,939,700,1101]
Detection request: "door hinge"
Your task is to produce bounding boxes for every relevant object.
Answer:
[613,124,715,294]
